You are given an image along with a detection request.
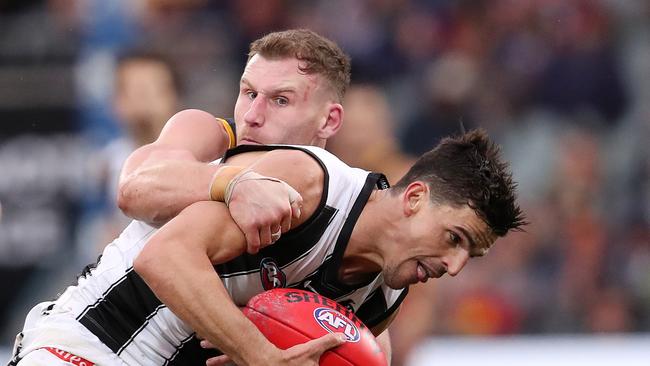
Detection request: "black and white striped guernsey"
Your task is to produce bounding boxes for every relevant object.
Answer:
[16,145,408,366]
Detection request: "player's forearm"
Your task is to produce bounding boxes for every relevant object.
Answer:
[118,108,231,226]
[134,220,280,365]
[118,159,219,226]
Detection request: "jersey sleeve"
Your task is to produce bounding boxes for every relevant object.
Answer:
[216,117,236,149]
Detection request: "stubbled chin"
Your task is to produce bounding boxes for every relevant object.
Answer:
[384,276,410,290]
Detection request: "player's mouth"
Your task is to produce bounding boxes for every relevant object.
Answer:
[416,261,445,283]
[240,137,262,145]
[416,262,430,283]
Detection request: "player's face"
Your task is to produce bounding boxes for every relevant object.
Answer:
[234,54,340,148]
[114,59,178,134]
[382,188,496,289]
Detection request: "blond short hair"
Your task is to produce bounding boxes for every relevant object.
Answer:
[248,29,351,102]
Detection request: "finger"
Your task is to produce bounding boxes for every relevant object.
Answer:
[200,339,214,349]
[205,354,232,366]
[245,229,261,255]
[259,225,272,247]
[309,332,347,353]
[291,205,301,220]
[286,185,303,220]
[271,223,283,237]
[280,211,291,233]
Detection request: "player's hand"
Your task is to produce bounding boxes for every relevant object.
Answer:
[277,333,347,365]
[204,333,346,366]
[227,173,303,254]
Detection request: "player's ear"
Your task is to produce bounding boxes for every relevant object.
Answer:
[402,181,428,217]
[317,102,343,139]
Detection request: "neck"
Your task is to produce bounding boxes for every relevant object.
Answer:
[338,189,397,284]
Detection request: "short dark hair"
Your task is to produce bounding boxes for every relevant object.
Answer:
[393,129,526,236]
[248,29,351,102]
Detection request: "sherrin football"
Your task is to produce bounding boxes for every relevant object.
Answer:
[242,288,387,366]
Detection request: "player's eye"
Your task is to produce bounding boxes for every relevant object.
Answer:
[245,91,257,100]
[449,231,461,247]
[274,97,289,106]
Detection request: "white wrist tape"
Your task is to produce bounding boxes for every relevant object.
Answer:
[224,170,286,207]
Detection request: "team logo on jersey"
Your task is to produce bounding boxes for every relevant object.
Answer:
[313,307,361,342]
[260,257,286,290]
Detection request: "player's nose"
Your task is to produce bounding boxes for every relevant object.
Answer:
[244,96,266,127]
[443,248,470,277]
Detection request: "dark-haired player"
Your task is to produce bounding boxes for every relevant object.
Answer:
[10,129,525,366]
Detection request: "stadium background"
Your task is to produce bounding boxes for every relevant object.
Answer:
[0,0,648,364]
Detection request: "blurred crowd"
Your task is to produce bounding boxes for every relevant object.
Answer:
[0,0,648,365]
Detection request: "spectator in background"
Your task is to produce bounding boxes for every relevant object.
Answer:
[534,0,628,123]
[90,50,181,248]
[399,52,480,156]
[327,85,414,183]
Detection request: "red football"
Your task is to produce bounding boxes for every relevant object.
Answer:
[242,288,387,366]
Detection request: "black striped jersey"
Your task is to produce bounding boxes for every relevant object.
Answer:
[14,145,407,366]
